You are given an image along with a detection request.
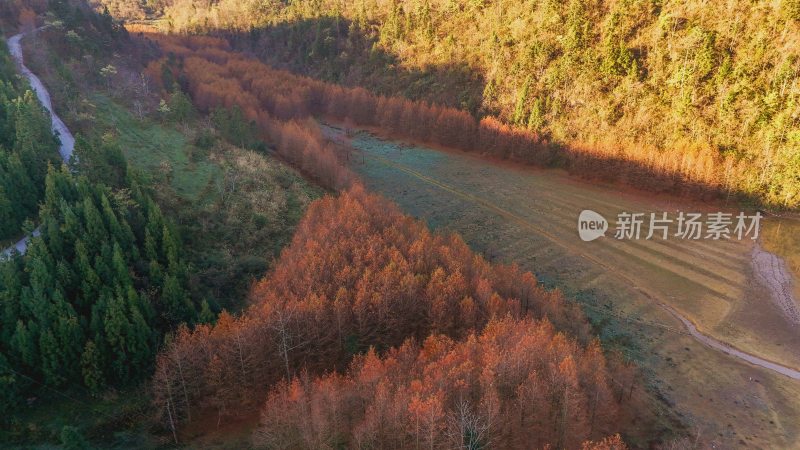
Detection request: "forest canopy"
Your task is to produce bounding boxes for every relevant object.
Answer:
[140,33,731,204]
[0,140,202,417]
[152,186,636,448]
[0,39,60,242]
[0,2,693,447]
[117,0,800,208]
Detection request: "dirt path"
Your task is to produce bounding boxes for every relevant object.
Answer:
[337,126,800,382]
[2,29,74,259]
[659,303,800,380]
[752,243,800,326]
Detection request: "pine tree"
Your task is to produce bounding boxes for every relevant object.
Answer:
[111,243,131,286]
[11,321,36,368]
[0,258,23,343]
[167,90,194,123]
[198,300,215,324]
[83,197,108,253]
[2,154,38,232]
[39,330,64,385]
[513,78,530,126]
[161,274,192,326]
[0,185,14,237]
[0,352,23,417]
[104,293,132,382]
[52,296,83,380]
[162,225,180,270]
[80,340,105,392]
[12,91,59,187]
[127,302,153,373]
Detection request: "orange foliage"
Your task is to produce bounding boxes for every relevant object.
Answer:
[138,32,726,199]
[255,317,623,449]
[263,118,353,189]
[18,7,36,31]
[142,59,164,91]
[139,35,637,443]
[152,187,634,445]
[124,23,159,34]
[583,434,628,450]
[140,42,353,189]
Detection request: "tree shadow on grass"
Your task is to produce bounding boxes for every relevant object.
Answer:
[172,16,769,209]
[221,16,489,117]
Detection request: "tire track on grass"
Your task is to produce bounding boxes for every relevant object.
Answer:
[459,182,747,297]
[363,152,800,380]
[356,131,748,281]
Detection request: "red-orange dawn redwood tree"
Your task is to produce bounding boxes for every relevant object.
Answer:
[152,187,634,443]
[139,32,736,200]
[254,317,623,449]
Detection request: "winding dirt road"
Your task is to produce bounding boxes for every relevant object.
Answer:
[659,303,800,380]
[1,29,74,259]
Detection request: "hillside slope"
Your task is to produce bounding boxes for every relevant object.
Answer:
[106,0,800,208]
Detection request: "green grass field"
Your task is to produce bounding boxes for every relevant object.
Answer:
[88,94,220,202]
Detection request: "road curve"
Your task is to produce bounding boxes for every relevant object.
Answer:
[660,303,800,380]
[2,30,74,259]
